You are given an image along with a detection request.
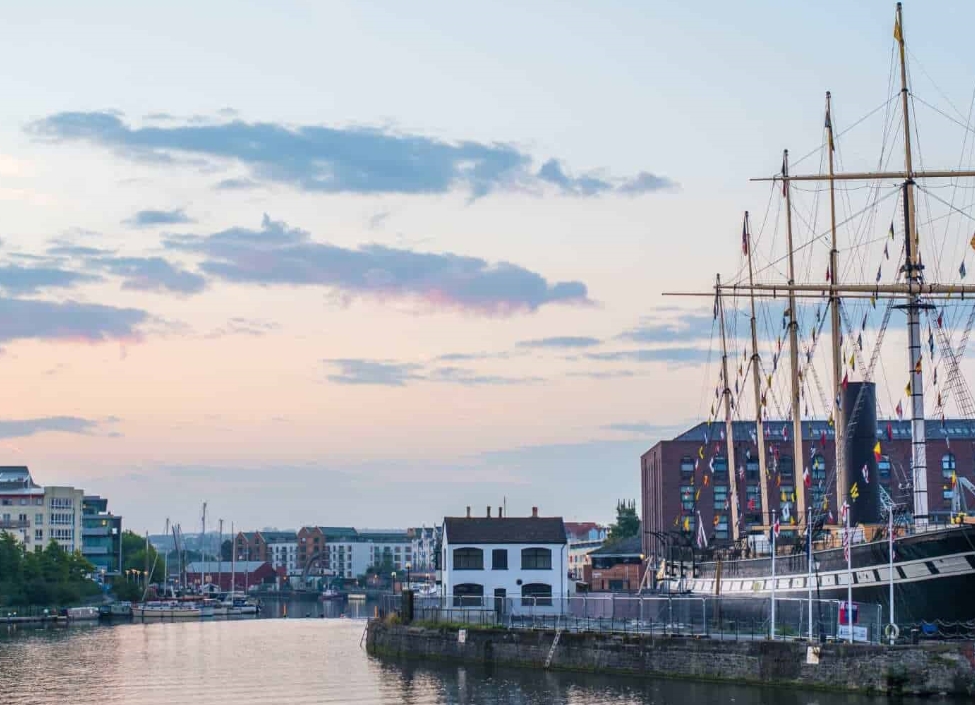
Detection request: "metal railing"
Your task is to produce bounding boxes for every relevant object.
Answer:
[382,593,884,643]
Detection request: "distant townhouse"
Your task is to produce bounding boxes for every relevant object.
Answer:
[583,536,645,592]
[563,522,609,580]
[442,506,568,613]
[259,531,298,575]
[0,466,85,554]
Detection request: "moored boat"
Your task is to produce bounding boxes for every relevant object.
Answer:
[134,600,202,619]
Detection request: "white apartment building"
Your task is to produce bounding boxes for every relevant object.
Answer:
[260,531,299,575]
[0,467,84,553]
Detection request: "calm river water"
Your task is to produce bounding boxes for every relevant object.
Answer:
[0,614,909,704]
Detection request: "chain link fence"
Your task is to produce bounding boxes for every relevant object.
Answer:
[381,593,884,643]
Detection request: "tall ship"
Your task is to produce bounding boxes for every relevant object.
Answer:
[658,3,975,628]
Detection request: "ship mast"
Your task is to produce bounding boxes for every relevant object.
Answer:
[895,1,929,528]
[825,91,846,510]
[744,213,771,527]
[716,273,742,542]
[783,150,807,523]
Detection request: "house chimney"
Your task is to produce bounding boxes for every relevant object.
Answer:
[486,506,491,518]
[531,506,538,518]
[466,506,471,518]
[498,506,503,518]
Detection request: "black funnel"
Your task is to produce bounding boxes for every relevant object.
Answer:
[842,381,882,524]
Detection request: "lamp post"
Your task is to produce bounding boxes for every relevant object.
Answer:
[391,571,397,593]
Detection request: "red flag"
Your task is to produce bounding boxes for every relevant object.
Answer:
[895,400,903,420]
[841,372,849,391]
[886,422,893,441]
[803,466,811,488]
[773,518,781,538]
[873,441,882,461]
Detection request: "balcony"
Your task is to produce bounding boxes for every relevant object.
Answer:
[83,526,112,537]
[0,519,29,530]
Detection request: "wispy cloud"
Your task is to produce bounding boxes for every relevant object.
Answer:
[46,243,115,258]
[601,421,683,435]
[0,264,99,295]
[517,335,601,349]
[165,214,590,315]
[617,310,715,344]
[123,208,193,228]
[326,359,424,386]
[567,370,637,379]
[29,111,674,199]
[325,358,541,387]
[205,317,280,339]
[584,347,710,365]
[537,159,676,196]
[0,415,106,439]
[434,351,512,362]
[0,298,147,343]
[88,255,205,295]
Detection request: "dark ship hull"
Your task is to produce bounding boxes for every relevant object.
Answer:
[684,524,975,624]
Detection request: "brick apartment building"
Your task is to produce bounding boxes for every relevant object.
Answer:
[640,419,973,562]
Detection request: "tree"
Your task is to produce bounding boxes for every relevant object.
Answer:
[607,500,640,543]
[221,539,233,561]
[121,531,164,580]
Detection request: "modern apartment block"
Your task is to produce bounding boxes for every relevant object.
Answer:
[82,495,123,576]
[0,466,85,554]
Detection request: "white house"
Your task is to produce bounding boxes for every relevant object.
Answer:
[441,506,568,614]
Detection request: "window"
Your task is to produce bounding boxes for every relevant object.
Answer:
[746,458,759,481]
[679,457,694,475]
[746,485,762,512]
[714,514,729,540]
[453,547,483,570]
[712,455,728,476]
[521,547,552,570]
[35,513,43,525]
[781,456,796,479]
[491,549,508,570]
[521,583,553,606]
[713,485,728,511]
[942,454,957,479]
[680,484,695,511]
[35,529,43,542]
[452,583,484,607]
[878,456,891,481]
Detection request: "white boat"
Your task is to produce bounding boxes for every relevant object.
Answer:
[134,600,202,619]
[65,606,100,621]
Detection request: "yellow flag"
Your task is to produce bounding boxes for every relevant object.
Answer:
[851,482,860,500]
[905,381,911,396]
[970,232,975,252]
[699,446,704,459]
[894,18,902,42]
[915,356,922,374]
[849,352,855,369]
[695,488,701,501]
[683,516,690,531]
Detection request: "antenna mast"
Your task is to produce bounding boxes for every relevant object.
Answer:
[783,150,808,523]
[744,213,771,526]
[717,274,742,542]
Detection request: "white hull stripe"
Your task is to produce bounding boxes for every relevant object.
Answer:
[688,551,975,594]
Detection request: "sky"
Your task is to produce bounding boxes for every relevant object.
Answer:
[1,1,974,534]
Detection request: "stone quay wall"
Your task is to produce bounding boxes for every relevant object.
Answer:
[366,621,975,697]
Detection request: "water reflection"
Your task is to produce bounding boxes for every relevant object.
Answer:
[0,618,910,705]
[258,594,374,619]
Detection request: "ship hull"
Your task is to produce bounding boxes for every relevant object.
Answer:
[680,525,975,624]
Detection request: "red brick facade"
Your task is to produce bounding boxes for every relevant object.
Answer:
[641,420,973,560]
